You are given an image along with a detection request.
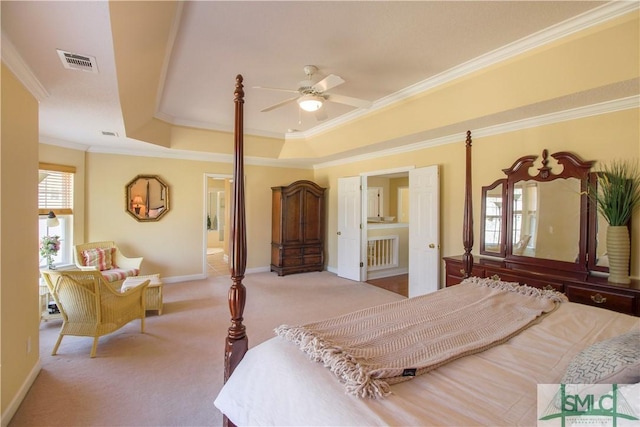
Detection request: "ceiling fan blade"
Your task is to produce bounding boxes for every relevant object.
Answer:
[315,108,328,121]
[312,74,345,93]
[253,86,299,94]
[261,96,298,112]
[326,93,372,109]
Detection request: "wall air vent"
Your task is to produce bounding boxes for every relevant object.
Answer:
[56,49,98,73]
[101,131,118,137]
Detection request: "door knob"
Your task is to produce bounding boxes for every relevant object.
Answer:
[337,231,341,235]
[428,243,435,248]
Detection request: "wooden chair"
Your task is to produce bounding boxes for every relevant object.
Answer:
[41,270,150,358]
[74,241,143,289]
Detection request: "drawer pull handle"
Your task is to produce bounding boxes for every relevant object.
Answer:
[543,285,554,291]
[459,269,465,275]
[490,274,501,281]
[590,293,607,304]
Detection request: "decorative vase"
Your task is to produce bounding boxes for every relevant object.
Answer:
[606,225,630,284]
[47,255,56,270]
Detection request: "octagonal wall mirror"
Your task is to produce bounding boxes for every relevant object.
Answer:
[126,175,169,221]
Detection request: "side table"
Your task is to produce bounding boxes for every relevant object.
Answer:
[121,274,164,315]
[40,281,62,322]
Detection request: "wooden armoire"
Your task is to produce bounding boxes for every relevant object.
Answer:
[271,180,326,276]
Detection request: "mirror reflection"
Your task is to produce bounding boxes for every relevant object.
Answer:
[511,178,581,262]
[593,211,610,267]
[126,175,169,221]
[481,180,506,256]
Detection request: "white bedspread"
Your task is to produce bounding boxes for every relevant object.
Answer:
[215,301,639,426]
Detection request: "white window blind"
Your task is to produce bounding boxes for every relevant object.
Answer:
[39,163,75,214]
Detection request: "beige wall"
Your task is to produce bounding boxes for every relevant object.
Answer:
[1,65,40,421]
[317,109,639,279]
[310,12,639,279]
[83,152,313,279]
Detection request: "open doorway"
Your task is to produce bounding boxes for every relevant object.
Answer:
[364,171,409,296]
[337,165,440,297]
[204,174,232,277]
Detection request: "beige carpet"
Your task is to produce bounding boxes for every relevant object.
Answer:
[9,271,405,427]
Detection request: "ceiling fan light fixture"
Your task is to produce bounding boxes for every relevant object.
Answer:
[298,95,323,112]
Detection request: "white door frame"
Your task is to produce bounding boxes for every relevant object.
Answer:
[360,167,415,282]
[203,173,233,277]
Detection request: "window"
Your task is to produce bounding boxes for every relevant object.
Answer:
[39,163,75,268]
[483,193,502,247]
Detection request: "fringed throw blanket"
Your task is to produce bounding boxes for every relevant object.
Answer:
[275,277,567,398]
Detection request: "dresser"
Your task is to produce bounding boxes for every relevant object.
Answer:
[271,180,326,276]
[443,255,640,316]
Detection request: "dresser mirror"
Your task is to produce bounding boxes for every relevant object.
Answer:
[126,175,169,222]
[510,177,582,263]
[480,149,595,275]
[480,179,506,257]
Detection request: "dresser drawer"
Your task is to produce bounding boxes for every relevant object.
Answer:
[565,285,636,315]
[444,260,484,286]
[485,269,564,293]
[283,247,302,257]
[282,257,303,267]
[303,246,321,255]
[303,255,322,265]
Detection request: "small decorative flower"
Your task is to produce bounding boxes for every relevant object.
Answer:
[40,235,61,269]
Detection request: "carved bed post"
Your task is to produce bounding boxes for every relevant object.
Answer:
[462,130,474,278]
[224,75,248,388]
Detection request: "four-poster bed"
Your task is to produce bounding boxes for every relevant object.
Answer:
[218,76,639,426]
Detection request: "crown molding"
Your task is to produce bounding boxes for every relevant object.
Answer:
[42,95,637,169]
[39,136,90,151]
[472,95,639,139]
[1,32,49,101]
[154,111,283,139]
[300,1,639,140]
[313,95,639,170]
[40,134,314,168]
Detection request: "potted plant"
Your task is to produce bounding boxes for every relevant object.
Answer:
[588,160,640,284]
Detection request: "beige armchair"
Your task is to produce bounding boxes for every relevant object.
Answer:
[74,241,143,288]
[41,270,150,358]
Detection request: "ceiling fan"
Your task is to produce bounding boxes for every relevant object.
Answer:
[254,65,372,120]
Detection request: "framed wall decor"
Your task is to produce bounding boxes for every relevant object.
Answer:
[125,175,170,222]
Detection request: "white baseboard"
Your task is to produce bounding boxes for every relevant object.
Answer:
[1,359,41,427]
[366,267,408,280]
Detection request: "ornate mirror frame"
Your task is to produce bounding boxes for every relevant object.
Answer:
[480,179,507,257]
[503,150,594,275]
[125,175,170,222]
[480,149,597,277]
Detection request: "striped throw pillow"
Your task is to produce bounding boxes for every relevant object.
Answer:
[81,248,113,271]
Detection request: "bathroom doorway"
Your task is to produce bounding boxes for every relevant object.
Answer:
[204,174,232,277]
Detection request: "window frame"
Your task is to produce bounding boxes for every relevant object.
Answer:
[39,163,75,268]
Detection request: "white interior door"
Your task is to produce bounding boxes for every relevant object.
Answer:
[408,165,440,297]
[337,176,362,281]
[367,187,382,218]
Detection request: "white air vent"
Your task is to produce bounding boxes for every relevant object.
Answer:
[56,49,98,73]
